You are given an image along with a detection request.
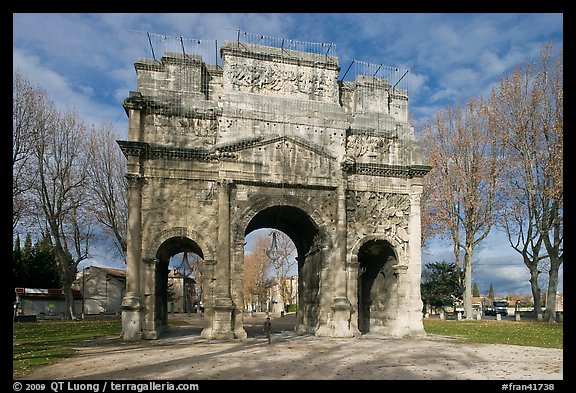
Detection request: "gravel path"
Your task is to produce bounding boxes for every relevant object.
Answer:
[20,313,563,381]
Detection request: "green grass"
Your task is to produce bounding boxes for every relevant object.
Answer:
[423,319,563,349]
[12,317,193,379]
[13,318,122,379]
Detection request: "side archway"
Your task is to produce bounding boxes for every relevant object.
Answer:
[145,227,215,262]
[352,235,402,334]
[141,227,211,339]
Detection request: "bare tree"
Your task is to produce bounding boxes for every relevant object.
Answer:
[490,43,563,322]
[86,122,128,262]
[243,235,273,312]
[421,98,502,319]
[13,70,49,230]
[172,251,204,310]
[30,106,93,319]
[489,71,548,316]
[266,230,297,308]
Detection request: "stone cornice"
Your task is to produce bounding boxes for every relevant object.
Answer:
[116,140,228,161]
[220,42,339,71]
[117,140,431,179]
[214,135,336,160]
[353,163,432,178]
[122,92,221,119]
[347,127,398,139]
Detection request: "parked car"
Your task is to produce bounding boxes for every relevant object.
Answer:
[484,299,509,316]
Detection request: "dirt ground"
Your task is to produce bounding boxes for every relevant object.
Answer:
[21,313,563,382]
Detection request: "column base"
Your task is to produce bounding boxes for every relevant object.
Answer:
[200,298,235,340]
[316,297,361,338]
[121,296,143,341]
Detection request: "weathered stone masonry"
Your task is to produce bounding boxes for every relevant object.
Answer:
[118,40,431,340]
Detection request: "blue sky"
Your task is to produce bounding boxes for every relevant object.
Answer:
[13,13,563,296]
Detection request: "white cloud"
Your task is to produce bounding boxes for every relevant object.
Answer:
[428,86,460,104]
[407,71,428,96]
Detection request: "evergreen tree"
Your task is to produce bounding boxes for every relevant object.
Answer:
[421,261,464,311]
[20,233,33,285]
[488,282,495,300]
[13,233,61,289]
[31,235,61,288]
[473,281,480,297]
[13,234,23,294]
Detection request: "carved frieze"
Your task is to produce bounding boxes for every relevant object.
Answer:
[347,190,410,241]
[224,61,337,102]
[346,133,394,161]
[152,115,217,138]
[177,117,218,137]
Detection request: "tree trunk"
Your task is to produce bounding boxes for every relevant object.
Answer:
[463,249,473,319]
[529,268,542,316]
[543,262,560,323]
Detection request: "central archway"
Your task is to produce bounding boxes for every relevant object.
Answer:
[246,205,318,262]
[235,201,326,335]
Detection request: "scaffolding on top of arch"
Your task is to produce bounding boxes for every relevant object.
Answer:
[131,30,415,194]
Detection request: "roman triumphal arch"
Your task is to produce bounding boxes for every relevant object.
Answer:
[118,33,431,340]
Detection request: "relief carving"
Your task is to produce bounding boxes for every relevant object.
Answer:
[177,117,218,137]
[226,62,336,101]
[200,181,216,205]
[347,134,394,160]
[228,63,280,92]
[347,191,409,241]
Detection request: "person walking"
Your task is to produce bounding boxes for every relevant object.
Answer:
[263,317,272,344]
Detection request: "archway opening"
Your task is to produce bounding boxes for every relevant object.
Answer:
[244,205,321,331]
[357,239,397,334]
[245,205,318,259]
[155,237,204,328]
[244,228,297,314]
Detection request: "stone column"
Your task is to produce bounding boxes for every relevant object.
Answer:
[232,239,248,339]
[200,259,216,339]
[389,263,409,336]
[317,158,356,337]
[209,179,234,339]
[346,256,361,336]
[141,257,159,339]
[125,93,144,142]
[121,173,144,340]
[406,182,426,336]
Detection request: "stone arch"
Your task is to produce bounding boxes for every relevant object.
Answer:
[233,194,328,247]
[140,227,213,339]
[353,234,403,335]
[232,194,329,334]
[145,226,215,262]
[350,233,402,263]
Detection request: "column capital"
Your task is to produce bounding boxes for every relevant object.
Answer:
[217,178,234,187]
[346,261,360,269]
[143,258,159,265]
[233,240,246,252]
[409,192,421,205]
[340,155,356,174]
[126,173,144,188]
[393,264,409,276]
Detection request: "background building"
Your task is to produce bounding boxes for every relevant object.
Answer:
[74,266,126,315]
